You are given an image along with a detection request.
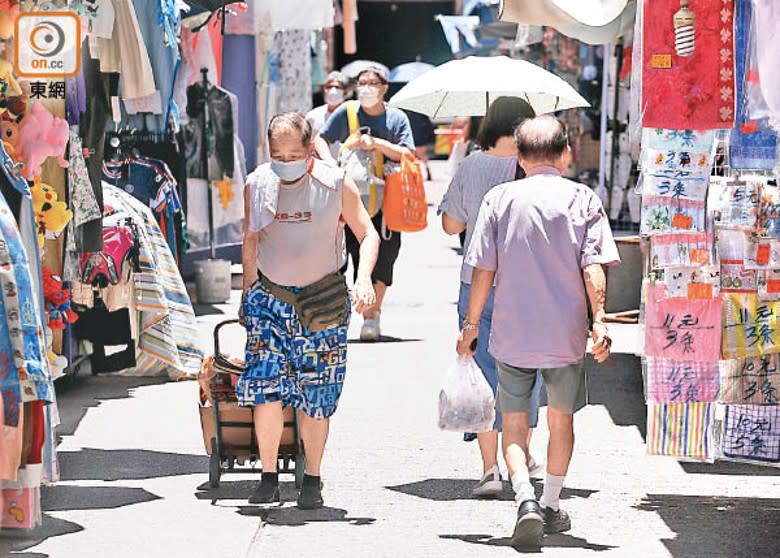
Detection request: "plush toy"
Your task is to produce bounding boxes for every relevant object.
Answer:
[0,112,19,159]
[44,325,68,380]
[0,3,18,41]
[42,268,78,330]
[2,92,29,123]
[30,182,73,246]
[0,58,22,98]
[17,103,69,180]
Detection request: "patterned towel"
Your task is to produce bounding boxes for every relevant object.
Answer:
[721,405,780,463]
[729,0,777,170]
[102,184,203,379]
[647,402,714,461]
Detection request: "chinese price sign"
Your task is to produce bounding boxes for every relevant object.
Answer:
[720,355,780,405]
[721,405,780,463]
[722,294,780,359]
[645,358,720,403]
[645,285,722,361]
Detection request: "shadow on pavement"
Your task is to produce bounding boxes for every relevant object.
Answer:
[195,481,376,526]
[386,478,597,503]
[440,533,616,552]
[348,336,423,344]
[194,304,229,317]
[58,448,207,481]
[585,353,647,438]
[53,375,168,441]
[238,505,376,527]
[681,460,780,476]
[41,485,160,511]
[195,479,260,502]
[0,514,83,557]
[635,494,780,557]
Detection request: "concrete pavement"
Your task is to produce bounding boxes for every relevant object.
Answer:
[2,161,779,557]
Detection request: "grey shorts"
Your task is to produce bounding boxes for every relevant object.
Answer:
[497,360,587,415]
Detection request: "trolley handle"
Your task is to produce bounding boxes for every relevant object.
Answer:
[213,318,242,359]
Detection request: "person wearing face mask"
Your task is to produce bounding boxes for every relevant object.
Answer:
[306,71,352,160]
[315,66,415,341]
[240,112,380,509]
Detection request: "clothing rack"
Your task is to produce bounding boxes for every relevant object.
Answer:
[200,67,217,260]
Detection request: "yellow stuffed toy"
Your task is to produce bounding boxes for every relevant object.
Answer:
[0,58,22,97]
[30,181,73,246]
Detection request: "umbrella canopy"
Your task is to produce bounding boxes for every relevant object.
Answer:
[389,56,589,118]
[389,61,435,83]
[340,60,390,80]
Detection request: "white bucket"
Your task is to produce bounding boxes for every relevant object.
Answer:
[194,258,232,304]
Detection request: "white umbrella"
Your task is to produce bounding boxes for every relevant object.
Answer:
[389,61,435,83]
[389,55,589,118]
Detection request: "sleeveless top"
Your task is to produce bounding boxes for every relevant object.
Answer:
[246,159,346,287]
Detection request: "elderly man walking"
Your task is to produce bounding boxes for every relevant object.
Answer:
[457,115,620,548]
[240,113,379,509]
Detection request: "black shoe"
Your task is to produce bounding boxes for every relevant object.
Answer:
[511,500,544,549]
[543,506,571,534]
[297,475,324,510]
[248,474,280,504]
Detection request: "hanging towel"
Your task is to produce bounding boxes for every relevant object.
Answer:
[641,0,736,130]
[729,0,777,170]
[647,402,714,461]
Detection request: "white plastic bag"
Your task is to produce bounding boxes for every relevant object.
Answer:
[438,356,496,433]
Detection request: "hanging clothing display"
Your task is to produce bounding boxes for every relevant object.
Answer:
[641,0,736,130]
[101,184,202,379]
[273,30,314,115]
[751,0,780,121]
[102,155,185,260]
[183,81,236,180]
[729,0,777,171]
[186,136,246,252]
[636,0,780,467]
[124,0,182,131]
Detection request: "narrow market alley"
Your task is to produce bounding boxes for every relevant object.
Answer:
[3,164,779,557]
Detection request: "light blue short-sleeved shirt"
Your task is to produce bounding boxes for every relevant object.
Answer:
[466,167,621,369]
[439,151,517,284]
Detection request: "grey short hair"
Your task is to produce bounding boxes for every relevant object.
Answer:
[513,115,569,162]
[268,112,312,148]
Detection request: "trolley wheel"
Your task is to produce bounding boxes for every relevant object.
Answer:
[209,438,221,488]
[294,453,305,489]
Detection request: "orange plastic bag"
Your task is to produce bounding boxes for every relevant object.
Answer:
[382,154,428,233]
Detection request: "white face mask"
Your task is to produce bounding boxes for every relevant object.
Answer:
[357,86,381,108]
[270,158,309,182]
[324,87,344,107]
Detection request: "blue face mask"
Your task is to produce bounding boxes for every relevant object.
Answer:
[271,158,309,182]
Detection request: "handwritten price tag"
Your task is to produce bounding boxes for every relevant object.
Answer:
[672,213,694,230]
[651,54,673,69]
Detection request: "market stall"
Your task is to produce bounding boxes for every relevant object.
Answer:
[633,0,779,466]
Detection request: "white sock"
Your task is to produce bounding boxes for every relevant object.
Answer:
[539,474,565,511]
[511,470,535,504]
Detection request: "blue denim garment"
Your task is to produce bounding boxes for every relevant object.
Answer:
[127,0,181,132]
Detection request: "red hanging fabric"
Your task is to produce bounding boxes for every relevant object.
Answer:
[641,0,736,130]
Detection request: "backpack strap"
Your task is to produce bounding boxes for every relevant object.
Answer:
[346,101,384,215]
[346,101,360,135]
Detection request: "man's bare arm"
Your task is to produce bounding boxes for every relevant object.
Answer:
[582,263,611,363]
[582,264,606,324]
[242,186,259,292]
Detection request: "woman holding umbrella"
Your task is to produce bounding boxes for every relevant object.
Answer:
[439,96,543,498]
